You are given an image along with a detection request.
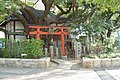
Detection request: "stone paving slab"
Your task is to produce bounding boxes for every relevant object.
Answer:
[0,67,101,80]
[0,59,120,80]
[106,69,120,80]
[0,67,33,74]
[95,69,116,80]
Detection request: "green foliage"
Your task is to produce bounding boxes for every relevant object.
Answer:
[86,53,120,59]
[114,38,120,49]
[78,0,83,3]
[78,0,120,12]
[0,0,20,22]
[0,39,19,58]
[90,42,103,54]
[55,0,72,7]
[0,1,7,21]
[98,53,111,58]
[1,39,44,59]
[20,39,44,58]
[86,54,97,59]
[102,34,115,53]
[91,14,106,33]
[98,53,120,58]
[90,33,115,54]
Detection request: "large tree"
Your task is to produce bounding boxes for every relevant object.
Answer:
[0,0,120,34]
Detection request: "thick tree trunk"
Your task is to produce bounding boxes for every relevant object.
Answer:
[107,28,112,38]
[13,12,28,27]
[100,34,104,44]
[39,0,53,25]
[11,0,97,36]
[24,6,38,24]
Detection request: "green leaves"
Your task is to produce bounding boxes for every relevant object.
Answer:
[54,0,72,7]
[78,0,83,3]
[20,39,44,58]
[1,39,44,59]
[78,0,120,12]
[0,0,21,22]
[0,1,6,21]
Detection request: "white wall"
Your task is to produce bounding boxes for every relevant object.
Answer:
[15,21,24,31]
[6,21,26,40]
[15,21,26,40]
[0,31,5,38]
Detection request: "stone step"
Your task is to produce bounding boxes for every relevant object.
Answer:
[50,59,81,69]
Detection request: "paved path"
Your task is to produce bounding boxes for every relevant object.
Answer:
[106,69,120,80]
[0,59,120,80]
[95,69,116,80]
[0,68,101,80]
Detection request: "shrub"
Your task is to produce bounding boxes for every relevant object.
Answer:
[114,38,120,49]
[102,38,115,53]
[20,39,44,58]
[86,53,120,59]
[98,54,111,58]
[1,38,44,59]
[90,43,103,54]
[86,54,98,59]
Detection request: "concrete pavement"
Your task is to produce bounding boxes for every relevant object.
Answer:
[0,59,120,80]
[106,69,120,80]
[0,67,101,80]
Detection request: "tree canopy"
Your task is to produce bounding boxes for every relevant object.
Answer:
[0,0,120,35]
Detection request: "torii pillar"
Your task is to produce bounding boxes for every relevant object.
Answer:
[29,26,68,56]
[61,28,65,56]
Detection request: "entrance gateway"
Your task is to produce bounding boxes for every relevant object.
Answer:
[29,26,69,56]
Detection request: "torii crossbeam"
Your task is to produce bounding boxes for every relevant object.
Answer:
[29,26,69,56]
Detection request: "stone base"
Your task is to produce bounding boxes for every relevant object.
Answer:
[111,58,120,67]
[0,57,50,68]
[82,58,120,68]
[82,57,94,68]
[101,59,111,68]
[93,58,101,68]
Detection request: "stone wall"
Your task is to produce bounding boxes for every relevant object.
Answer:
[0,57,50,68]
[82,57,120,68]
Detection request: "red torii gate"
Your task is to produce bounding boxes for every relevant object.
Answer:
[29,26,69,56]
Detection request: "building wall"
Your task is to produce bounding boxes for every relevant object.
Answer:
[0,31,5,38]
[6,21,26,40]
[15,21,26,41]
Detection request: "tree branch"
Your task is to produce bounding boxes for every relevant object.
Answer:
[13,12,28,26]
[24,5,38,24]
[113,15,120,30]
[81,6,96,23]
[115,14,120,24]
[50,18,68,24]
[56,5,65,12]
[20,8,30,23]
[13,12,29,33]
[42,0,47,6]
[33,0,39,6]
[39,0,54,24]
[55,3,72,20]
